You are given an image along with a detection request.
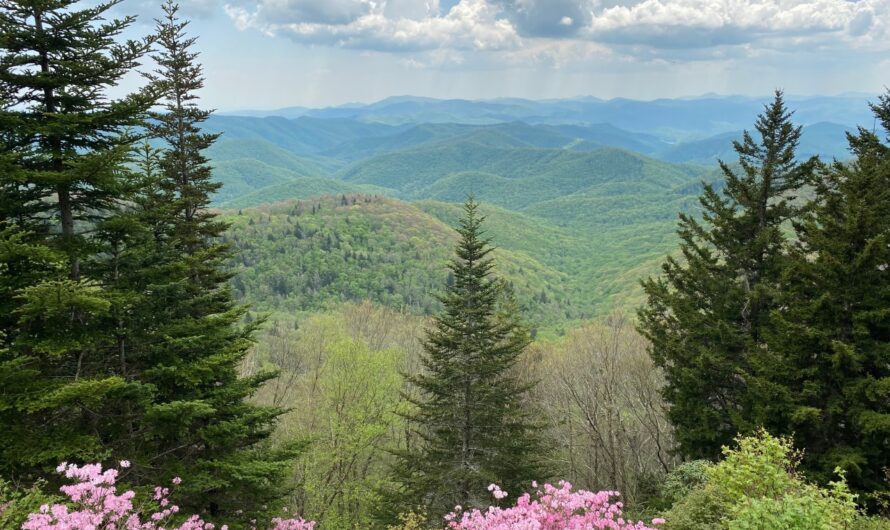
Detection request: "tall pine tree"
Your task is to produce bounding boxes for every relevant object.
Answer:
[0,0,154,481]
[767,92,890,505]
[126,1,298,519]
[383,198,548,524]
[638,91,818,459]
[1,1,296,520]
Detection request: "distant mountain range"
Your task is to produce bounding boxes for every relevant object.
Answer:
[209,94,872,322]
[220,94,876,138]
[202,110,857,208]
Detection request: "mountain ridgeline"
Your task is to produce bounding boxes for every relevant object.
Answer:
[214,94,873,325]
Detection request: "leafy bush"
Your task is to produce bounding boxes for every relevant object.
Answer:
[662,431,864,530]
[858,516,890,530]
[0,479,58,530]
[657,460,711,508]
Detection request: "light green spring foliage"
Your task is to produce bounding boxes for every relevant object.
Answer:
[386,512,427,530]
[663,431,864,530]
[301,337,404,529]
[246,305,417,530]
[0,479,58,530]
[224,196,582,329]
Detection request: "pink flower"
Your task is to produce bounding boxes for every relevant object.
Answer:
[487,484,508,500]
[172,477,182,485]
[23,462,317,530]
[445,481,665,530]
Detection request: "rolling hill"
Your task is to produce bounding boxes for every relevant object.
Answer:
[224,195,586,329]
[223,192,687,332]
[206,95,872,326]
[336,140,710,213]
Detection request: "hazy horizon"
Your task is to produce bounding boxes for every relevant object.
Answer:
[112,0,890,110]
[217,91,882,113]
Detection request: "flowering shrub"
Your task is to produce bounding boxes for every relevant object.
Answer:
[445,481,665,530]
[21,461,315,530]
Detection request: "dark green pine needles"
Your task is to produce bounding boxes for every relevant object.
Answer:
[767,94,890,504]
[0,0,156,483]
[382,197,549,524]
[639,89,890,507]
[124,1,300,519]
[0,0,298,522]
[638,91,818,459]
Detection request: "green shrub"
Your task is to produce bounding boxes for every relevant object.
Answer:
[659,460,712,508]
[0,479,58,530]
[661,430,865,530]
[858,516,890,530]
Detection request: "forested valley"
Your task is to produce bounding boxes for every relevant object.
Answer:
[0,1,888,530]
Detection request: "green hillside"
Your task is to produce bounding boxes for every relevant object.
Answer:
[211,159,309,204]
[212,133,713,325]
[205,138,378,207]
[224,194,684,330]
[415,200,677,322]
[203,115,399,154]
[338,141,709,208]
[199,116,800,327]
[207,138,342,173]
[224,195,583,329]
[546,123,668,154]
[218,179,388,209]
[320,123,475,161]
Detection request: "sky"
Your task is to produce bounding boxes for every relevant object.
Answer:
[117,0,890,110]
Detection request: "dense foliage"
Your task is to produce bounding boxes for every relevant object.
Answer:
[223,194,691,332]
[0,0,154,482]
[223,196,583,328]
[766,94,890,502]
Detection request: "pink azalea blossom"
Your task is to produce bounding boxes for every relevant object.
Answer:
[446,481,665,530]
[22,462,316,530]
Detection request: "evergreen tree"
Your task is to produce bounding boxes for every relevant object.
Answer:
[1,0,296,520]
[0,0,154,480]
[384,198,548,523]
[126,2,297,519]
[638,91,818,459]
[767,93,890,504]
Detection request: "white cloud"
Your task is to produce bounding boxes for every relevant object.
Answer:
[502,38,608,67]
[223,0,890,60]
[385,0,441,20]
[255,0,373,25]
[584,0,890,50]
[225,0,520,51]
